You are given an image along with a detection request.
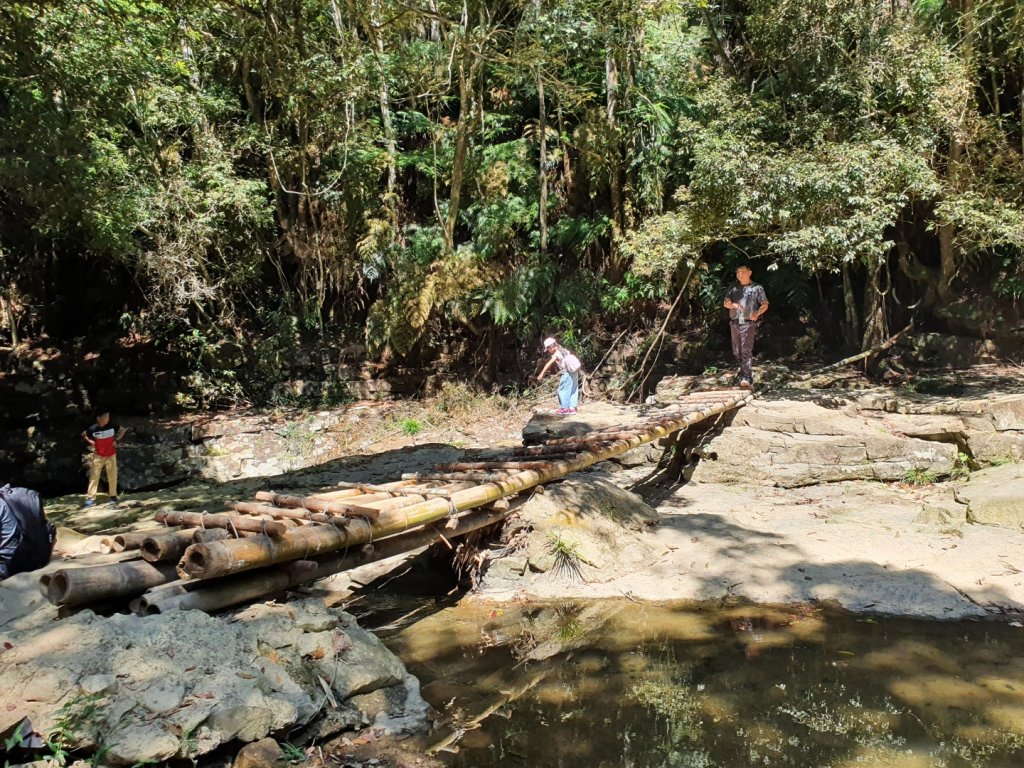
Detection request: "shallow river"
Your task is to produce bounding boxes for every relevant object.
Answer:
[377,599,1024,768]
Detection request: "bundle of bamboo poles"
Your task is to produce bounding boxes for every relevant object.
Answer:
[40,389,753,617]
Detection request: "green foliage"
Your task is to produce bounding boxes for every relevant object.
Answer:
[950,451,975,481]
[601,272,663,314]
[547,531,586,580]
[400,418,423,437]
[618,212,698,282]
[280,742,308,764]
[1,0,1023,374]
[903,467,938,486]
[41,692,106,767]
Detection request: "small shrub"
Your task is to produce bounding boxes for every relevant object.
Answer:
[903,467,937,486]
[281,742,307,764]
[547,531,590,580]
[949,451,975,481]
[988,453,1018,467]
[400,418,422,437]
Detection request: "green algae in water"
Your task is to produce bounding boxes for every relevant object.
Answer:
[383,600,1024,768]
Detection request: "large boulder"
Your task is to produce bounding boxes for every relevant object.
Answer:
[482,476,665,590]
[955,463,1024,529]
[0,598,426,766]
[690,400,956,487]
[856,393,1024,466]
[521,402,646,445]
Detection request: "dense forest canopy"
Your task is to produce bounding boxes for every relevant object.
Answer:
[1,0,1023,401]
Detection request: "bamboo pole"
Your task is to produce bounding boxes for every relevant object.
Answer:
[140,528,200,563]
[139,506,514,614]
[178,393,753,581]
[46,560,179,607]
[435,461,554,471]
[401,471,513,483]
[251,492,381,521]
[230,500,341,525]
[154,511,289,537]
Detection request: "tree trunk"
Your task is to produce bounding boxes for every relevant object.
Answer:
[937,137,963,305]
[861,259,888,352]
[841,261,860,350]
[537,69,548,254]
[606,46,625,280]
[367,0,398,198]
[444,4,476,253]
[0,287,17,346]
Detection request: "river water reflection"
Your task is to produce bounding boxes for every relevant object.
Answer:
[382,599,1024,768]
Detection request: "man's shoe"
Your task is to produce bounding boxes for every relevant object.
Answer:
[83,498,96,508]
[107,496,120,505]
[739,379,752,390]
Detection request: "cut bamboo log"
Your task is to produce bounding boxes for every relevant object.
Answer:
[108,530,157,553]
[154,511,289,538]
[46,560,179,607]
[140,528,199,563]
[178,393,752,581]
[251,492,381,521]
[139,506,514,614]
[193,527,244,543]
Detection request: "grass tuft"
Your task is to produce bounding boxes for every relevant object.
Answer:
[903,467,937,486]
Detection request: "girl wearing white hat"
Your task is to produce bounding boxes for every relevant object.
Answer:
[536,337,582,415]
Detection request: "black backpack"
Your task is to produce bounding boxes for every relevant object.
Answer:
[0,485,56,578]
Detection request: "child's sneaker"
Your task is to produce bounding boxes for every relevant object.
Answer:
[555,408,570,415]
[566,408,578,414]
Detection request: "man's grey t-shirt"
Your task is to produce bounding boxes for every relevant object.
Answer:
[725,282,768,322]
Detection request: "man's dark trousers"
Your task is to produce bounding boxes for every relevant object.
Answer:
[730,320,758,383]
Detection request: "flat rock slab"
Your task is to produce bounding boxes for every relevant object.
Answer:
[522,402,647,445]
[487,471,1024,620]
[955,463,1024,528]
[692,400,957,487]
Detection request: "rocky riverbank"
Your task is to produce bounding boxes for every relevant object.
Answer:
[483,366,1024,620]
[5,366,1024,766]
[0,587,429,765]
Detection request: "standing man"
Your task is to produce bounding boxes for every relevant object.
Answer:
[82,410,127,507]
[723,265,769,389]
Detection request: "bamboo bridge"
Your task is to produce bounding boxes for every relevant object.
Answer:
[40,388,754,617]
